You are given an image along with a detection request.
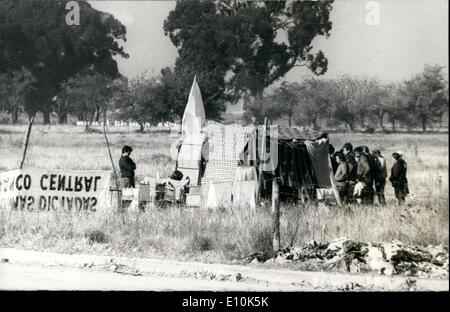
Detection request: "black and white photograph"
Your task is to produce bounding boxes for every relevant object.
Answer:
[0,0,448,298]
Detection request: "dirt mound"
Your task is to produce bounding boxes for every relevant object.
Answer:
[244,238,448,279]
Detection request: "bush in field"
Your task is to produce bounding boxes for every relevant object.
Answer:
[189,233,214,252]
[249,226,273,254]
[85,229,108,245]
[150,153,172,165]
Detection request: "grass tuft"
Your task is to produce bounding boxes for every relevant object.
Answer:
[85,229,108,245]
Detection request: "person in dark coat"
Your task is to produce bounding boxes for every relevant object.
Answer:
[119,145,136,188]
[372,150,387,205]
[329,144,338,173]
[342,143,357,182]
[342,143,357,203]
[389,152,408,204]
[354,147,374,204]
[362,146,376,183]
[396,151,409,195]
[334,153,349,203]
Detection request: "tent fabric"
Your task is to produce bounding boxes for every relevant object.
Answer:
[234,166,257,181]
[202,124,254,184]
[232,180,259,210]
[275,141,317,189]
[258,127,278,174]
[304,139,332,188]
[177,133,205,185]
[182,77,206,137]
[175,120,336,203]
[205,182,233,208]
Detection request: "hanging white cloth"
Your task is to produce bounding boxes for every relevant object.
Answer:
[182,76,206,137]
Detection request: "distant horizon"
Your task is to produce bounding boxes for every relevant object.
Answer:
[89,0,449,84]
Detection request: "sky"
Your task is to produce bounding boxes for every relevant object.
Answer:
[88,0,449,83]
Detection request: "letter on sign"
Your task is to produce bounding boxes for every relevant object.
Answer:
[66,1,80,26]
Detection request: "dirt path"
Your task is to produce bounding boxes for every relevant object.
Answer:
[0,263,290,291]
[0,248,447,291]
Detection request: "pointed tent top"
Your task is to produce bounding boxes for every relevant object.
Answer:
[182,76,206,136]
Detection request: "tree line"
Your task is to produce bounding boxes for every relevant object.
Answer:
[0,1,447,132]
[0,0,334,128]
[247,65,448,132]
[0,0,128,124]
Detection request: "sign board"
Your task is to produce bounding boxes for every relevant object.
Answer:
[0,169,112,212]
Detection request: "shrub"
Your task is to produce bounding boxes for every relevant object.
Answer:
[85,229,108,245]
[250,226,273,254]
[189,234,214,252]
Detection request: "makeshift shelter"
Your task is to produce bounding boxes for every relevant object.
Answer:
[175,77,340,208]
[175,122,340,208]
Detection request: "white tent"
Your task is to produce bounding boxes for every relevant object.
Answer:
[182,76,206,137]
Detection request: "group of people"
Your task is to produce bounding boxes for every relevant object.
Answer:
[117,143,410,205]
[330,143,409,205]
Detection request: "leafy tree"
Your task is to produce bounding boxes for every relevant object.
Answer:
[0,67,36,123]
[243,93,284,125]
[383,87,409,132]
[400,65,448,132]
[367,83,390,130]
[270,82,300,127]
[158,67,230,121]
[0,0,128,123]
[292,78,333,129]
[164,0,333,118]
[115,75,168,132]
[355,78,385,128]
[59,70,114,130]
[329,76,383,130]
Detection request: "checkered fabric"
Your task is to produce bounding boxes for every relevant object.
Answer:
[202,124,254,184]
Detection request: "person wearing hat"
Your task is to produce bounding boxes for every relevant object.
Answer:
[389,152,408,204]
[119,145,136,188]
[372,150,387,205]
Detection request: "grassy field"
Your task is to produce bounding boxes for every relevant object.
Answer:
[0,124,448,263]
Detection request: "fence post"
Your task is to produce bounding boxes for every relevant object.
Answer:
[19,115,34,169]
[272,177,280,251]
[103,122,122,211]
[258,118,268,200]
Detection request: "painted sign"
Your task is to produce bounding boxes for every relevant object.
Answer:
[0,169,112,212]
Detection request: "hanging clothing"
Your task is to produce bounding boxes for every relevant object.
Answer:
[232,180,259,210]
[304,140,332,188]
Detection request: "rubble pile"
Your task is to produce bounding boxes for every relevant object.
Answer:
[244,238,448,279]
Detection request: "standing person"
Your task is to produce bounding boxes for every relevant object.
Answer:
[389,152,408,204]
[329,144,338,173]
[362,146,376,183]
[362,145,378,200]
[372,150,387,205]
[334,153,349,203]
[119,145,136,188]
[396,150,409,195]
[342,143,357,202]
[342,143,357,181]
[354,147,374,204]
